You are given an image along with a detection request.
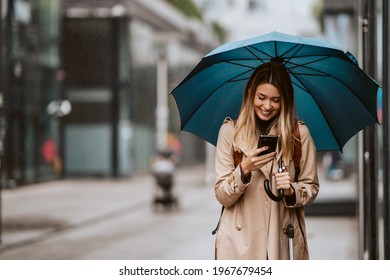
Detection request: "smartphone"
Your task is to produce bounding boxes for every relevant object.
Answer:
[257,135,278,156]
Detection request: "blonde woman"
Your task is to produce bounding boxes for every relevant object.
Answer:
[214,59,319,259]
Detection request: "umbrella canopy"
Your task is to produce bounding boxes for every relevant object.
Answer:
[171,31,382,151]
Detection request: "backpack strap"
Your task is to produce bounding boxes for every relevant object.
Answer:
[213,120,240,235]
[292,120,302,182]
[232,120,243,168]
[233,149,243,168]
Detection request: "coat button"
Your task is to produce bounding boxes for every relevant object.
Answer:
[236,224,242,231]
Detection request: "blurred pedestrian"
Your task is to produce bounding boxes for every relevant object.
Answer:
[151,149,178,210]
[213,59,319,259]
[326,151,345,180]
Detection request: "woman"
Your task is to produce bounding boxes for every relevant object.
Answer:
[214,59,319,260]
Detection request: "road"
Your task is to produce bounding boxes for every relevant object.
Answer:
[0,165,358,260]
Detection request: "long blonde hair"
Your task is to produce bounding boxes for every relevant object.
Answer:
[233,59,297,163]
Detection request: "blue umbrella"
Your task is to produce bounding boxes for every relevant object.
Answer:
[171,31,382,151]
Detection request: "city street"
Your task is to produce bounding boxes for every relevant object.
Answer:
[1,0,386,265]
[0,165,358,260]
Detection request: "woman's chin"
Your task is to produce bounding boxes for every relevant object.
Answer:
[257,113,274,121]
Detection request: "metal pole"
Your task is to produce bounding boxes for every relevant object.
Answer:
[111,18,120,177]
[368,0,379,260]
[382,0,390,260]
[1,0,14,243]
[357,0,365,259]
[156,44,168,151]
[0,0,3,244]
[362,0,379,260]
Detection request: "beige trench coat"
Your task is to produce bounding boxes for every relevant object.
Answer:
[214,118,319,260]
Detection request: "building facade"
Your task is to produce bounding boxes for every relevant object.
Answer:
[194,0,321,42]
[1,0,217,186]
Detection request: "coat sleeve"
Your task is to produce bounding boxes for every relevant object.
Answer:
[284,124,319,208]
[214,120,250,208]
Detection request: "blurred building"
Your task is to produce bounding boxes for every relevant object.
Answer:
[2,0,63,186]
[322,0,358,53]
[1,0,217,186]
[194,0,321,42]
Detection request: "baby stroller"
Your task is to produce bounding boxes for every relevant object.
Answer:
[151,150,178,210]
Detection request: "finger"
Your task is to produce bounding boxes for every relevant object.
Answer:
[254,146,269,155]
[275,178,290,185]
[256,153,276,165]
[274,171,289,176]
[257,151,276,159]
[276,179,291,186]
[277,181,292,188]
[276,184,291,190]
[274,172,290,179]
[275,176,290,183]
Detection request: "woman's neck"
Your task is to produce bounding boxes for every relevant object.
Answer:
[257,115,278,135]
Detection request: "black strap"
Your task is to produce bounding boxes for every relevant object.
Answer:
[293,120,302,182]
[211,206,224,235]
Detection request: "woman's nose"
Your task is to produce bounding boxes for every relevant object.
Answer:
[263,99,272,109]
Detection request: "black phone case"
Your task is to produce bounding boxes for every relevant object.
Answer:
[257,135,278,156]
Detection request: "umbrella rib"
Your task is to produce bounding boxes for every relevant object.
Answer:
[226,60,260,70]
[240,43,336,76]
[287,56,330,71]
[286,53,378,146]
[291,80,309,93]
[274,41,278,57]
[221,55,330,76]
[280,43,304,63]
[287,57,344,78]
[288,70,343,149]
[223,55,332,79]
[287,56,376,117]
[244,46,273,63]
[292,61,360,96]
[246,43,303,62]
[181,69,252,126]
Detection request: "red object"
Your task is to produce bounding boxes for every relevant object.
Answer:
[42,139,57,163]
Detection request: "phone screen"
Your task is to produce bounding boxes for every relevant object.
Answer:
[257,135,278,156]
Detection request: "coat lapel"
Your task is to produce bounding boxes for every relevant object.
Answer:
[260,159,274,180]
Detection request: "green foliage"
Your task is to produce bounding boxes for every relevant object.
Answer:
[166,0,203,20]
[166,0,227,43]
[212,21,228,43]
[312,0,324,33]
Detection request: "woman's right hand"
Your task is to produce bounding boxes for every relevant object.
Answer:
[240,147,276,175]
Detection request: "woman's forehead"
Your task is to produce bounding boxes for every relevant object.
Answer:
[255,83,281,97]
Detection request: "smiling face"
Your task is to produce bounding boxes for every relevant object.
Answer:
[253,83,281,121]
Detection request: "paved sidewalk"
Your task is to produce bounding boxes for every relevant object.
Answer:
[0,164,359,260]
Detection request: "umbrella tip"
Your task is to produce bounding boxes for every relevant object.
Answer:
[271,57,284,64]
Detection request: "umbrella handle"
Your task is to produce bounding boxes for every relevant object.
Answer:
[264,158,285,201]
[264,179,284,201]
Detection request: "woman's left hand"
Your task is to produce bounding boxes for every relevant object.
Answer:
[274,171,294,196]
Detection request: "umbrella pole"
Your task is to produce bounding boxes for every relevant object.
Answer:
[286,224,294,260]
